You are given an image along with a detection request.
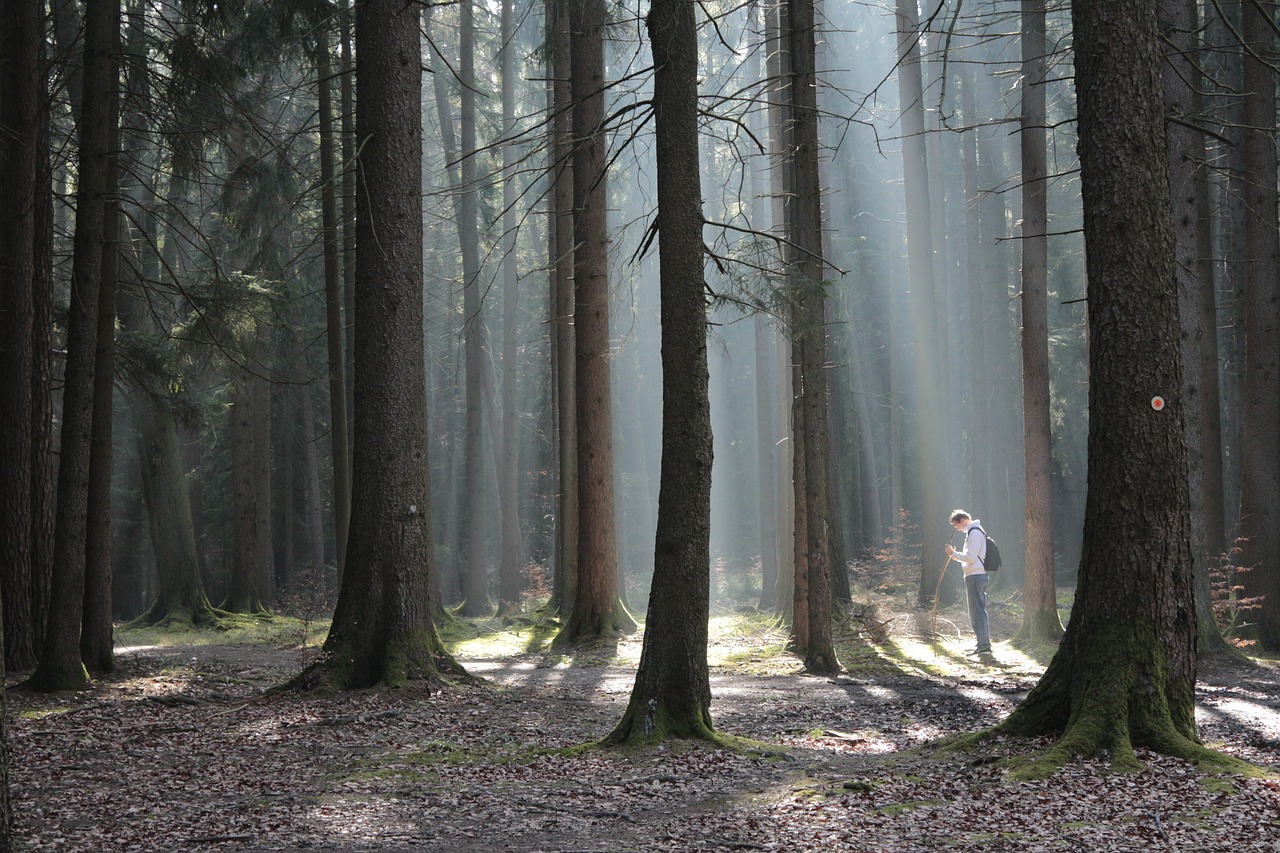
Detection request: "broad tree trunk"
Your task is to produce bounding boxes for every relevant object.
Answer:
[556,0,636,642]
[30,0,120,692]
[998,0,1207,771]
[0,0,43,673]
[305,0,463,689]
[608,0,715,743]
[1015,0,1063,645]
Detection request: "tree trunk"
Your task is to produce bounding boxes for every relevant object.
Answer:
[82,120,121,674]
[1159,0,1232,657]
[548,0,578,615]
[1237,0,1280,649]
[458,0,493,618]
[29,0,120,692]
[998,0,1209,771]
[340,0,356,453]
[304,0,463,689]
[299,384,327,602]
[556,0,636,642]
[608,0,715,743]
[224,350,271,615]
[130,383,217,628]
[790,0,838,675]
[1015,0,1063,645]
[315,35,350,586]
[0,0,42,673]
[496,0,525,615]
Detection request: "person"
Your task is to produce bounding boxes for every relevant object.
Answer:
[944,509,992,656]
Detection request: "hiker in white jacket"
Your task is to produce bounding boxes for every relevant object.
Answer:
[945,509,991,656]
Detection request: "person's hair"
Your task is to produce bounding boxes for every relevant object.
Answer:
[949,509,971,525]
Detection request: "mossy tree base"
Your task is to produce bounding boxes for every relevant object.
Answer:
[552,597,636,647]
[290,623,470,693]
[605,696,718,747]
[22,661,91,693]
[128,596,223,630]
[994,619,1219,776]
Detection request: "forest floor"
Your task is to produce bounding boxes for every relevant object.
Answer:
[8,592,1280,852]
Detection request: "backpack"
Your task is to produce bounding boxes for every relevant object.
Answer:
[972,524,1002,573]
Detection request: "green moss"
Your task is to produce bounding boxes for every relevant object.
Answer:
[1200,777,1238,794]
[118,614,330,649]
[17,707,72,720]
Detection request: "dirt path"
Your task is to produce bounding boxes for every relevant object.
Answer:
[9,637,1280,851]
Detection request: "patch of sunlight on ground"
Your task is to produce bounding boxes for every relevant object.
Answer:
[885,628,1045,679]
[117,615,327,651]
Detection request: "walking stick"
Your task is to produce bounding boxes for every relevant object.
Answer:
[929,530,961,644]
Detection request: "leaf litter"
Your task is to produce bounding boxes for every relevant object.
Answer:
[9,615,1280,852]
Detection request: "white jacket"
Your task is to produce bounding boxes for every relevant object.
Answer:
[953,520,988,577]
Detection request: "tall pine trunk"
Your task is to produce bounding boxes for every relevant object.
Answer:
[458,0,493,617]
[789,0,837,674]
[1015,0,1063,645]
[547,0,579,615]
[496,0,525,614]
[1237,0,1280,648]
[0,0,43,673]
[556,0,636,642]
[305,0,463,689]
[608,0,715,743]
[997,0,1212,771]
[315,35,350,585]
[30,0,121,692]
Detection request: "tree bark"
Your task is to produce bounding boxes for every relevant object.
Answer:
[556,0,636,642]
[998,0,1208,771]
[548,0,578,615]
[458,0,493,618]
[608,0,715,743]
[315,34,350,586]
[1015,0,1063,645]
[496,0,525,615]
[82,115,121,674]
[1159,0,1232,657]
[1236,0,1280,649]
[304,0,463,689]
[224,347,272,615]
[0,0,43,673]
[29,0,120,692]
[789,0,838,674]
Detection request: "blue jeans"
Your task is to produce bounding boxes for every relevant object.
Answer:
[965,573,991,652]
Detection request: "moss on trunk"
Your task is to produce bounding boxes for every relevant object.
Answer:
[553,597,636,646]
[605,694,718,746]
[997,619,1246,776]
